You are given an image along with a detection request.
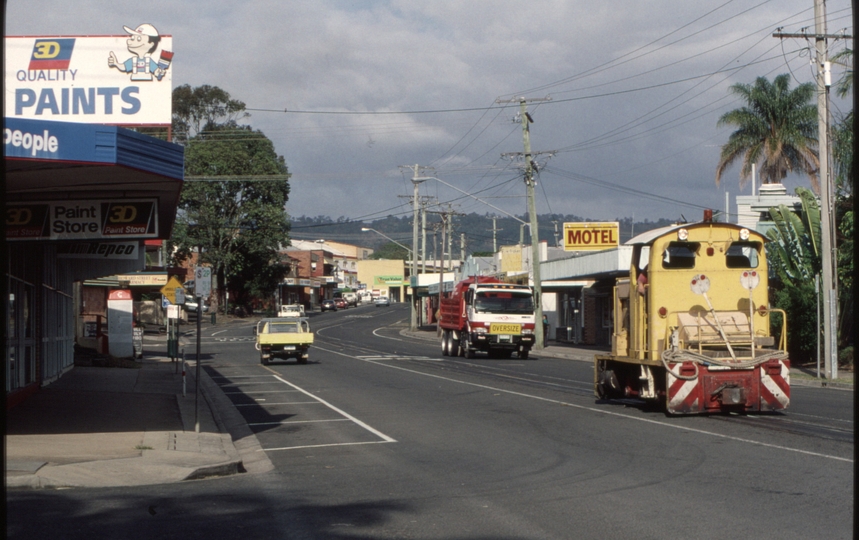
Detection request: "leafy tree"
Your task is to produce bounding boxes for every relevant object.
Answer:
[172,84,248,143]
[168,86,291,313]
[369,242,409,261]
[716,74,819,193]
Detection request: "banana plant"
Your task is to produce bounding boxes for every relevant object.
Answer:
[766,187,821,286]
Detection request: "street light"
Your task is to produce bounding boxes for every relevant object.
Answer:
[361,228,413,256]
[362,227,414,324]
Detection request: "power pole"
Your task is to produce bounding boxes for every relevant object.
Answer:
[428,206,462,335]
[460,232,466,262]
[400,164,430,332]
[497,96,551,349]
[772,8,850,380]
[488,217,501,254]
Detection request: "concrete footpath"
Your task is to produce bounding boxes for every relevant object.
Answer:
[5,330,273,490]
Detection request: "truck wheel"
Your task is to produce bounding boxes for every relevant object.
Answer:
[260,354,267,365]
[441,331,450,356]
[298,356,308,365]
[519,348,529,360]
[459,334,469,357]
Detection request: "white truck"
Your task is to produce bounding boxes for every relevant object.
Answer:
[278,304,305,318]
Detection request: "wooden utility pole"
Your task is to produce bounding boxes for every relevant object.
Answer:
[497,96,552,349]
[772,5,851,379]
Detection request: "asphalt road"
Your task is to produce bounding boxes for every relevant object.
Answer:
[8,302,853,539]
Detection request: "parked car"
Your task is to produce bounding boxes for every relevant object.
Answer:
[374,296,390,307]
[183,300,208,313]
[334,298,348,310]
[321,299,337,312]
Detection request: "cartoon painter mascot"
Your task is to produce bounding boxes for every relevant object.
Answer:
[108,23,173,81]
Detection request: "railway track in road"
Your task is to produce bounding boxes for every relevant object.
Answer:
[708,408,854,444]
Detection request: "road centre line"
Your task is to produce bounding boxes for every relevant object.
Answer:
[314,344,853,464]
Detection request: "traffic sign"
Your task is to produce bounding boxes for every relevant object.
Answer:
[160,276,185,304]
[195,267,212,298]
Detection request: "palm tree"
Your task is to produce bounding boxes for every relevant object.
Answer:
[831,48,852,99]
[715,74,819,193]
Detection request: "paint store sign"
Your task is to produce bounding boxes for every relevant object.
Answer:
[6,200,158,241]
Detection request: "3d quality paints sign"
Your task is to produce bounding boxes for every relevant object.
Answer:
[563,222,620,251]
[6,199,158,241]
[5,25,174,125]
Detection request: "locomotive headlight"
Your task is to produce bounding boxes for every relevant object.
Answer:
[739,228,750,240]
[678,228,689,241]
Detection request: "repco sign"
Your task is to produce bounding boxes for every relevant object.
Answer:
[6,199,158,241]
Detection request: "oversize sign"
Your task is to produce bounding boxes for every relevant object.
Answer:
[564,222,620,251]
[5,31,173,125]
[6,199,158,241]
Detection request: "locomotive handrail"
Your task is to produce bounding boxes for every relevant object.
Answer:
[769,308,788,352]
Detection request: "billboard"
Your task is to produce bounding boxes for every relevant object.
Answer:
[5,25,173,125]
[564,222,620,251]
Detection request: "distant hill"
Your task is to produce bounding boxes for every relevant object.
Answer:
[288,213,678,255]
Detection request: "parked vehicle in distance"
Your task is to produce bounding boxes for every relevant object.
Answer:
[321,299,337,312]
[374,296,390,307]
[334,298,348,310]
[359,291,373,304]
[278,304,305,318]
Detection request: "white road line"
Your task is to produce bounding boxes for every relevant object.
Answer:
[223,390,300,395]
[234,402,323,407]
[271,374,397,443]
[314,344,853,464]
[210,375,273,380]
[248,419,349,426]
[262,440,393,452]
[218,382,285,386]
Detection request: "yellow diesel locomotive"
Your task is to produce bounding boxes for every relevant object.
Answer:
[595,212,789,414]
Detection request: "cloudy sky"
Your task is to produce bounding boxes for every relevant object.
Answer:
[7,1,853,229]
